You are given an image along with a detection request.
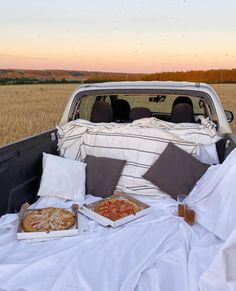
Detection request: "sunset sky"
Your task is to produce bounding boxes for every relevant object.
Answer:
[0,0,235,73]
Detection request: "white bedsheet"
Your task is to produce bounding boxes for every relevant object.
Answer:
[199,228,236,291]
[0,196,222,291]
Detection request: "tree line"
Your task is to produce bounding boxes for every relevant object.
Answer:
[0,68,235,85]
[0,78,82,85]
[86,69,236,83]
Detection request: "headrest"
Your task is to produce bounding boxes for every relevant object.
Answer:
[170,103,196,123]
[113,99,131,122]
[129,107,152,121]
[172,96,193,109]
[90,101,113,123]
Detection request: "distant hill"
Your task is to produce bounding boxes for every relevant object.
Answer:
[0,69,138,85]
[0,69,89,84]
[0,68,235,84]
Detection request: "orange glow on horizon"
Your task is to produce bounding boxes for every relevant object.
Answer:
[0,30,235,73]
[0,50,235,74]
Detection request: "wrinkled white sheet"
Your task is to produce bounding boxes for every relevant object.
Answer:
[185,148,236,241]
[0,195,222,291]
[199,228,236,291]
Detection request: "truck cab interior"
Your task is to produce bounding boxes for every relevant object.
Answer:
[72,93,216,124]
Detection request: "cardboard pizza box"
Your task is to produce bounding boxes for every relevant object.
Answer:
[17,203,87,241]
[78,192,152,227]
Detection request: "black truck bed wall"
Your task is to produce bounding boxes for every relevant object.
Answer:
[0,130,58,216]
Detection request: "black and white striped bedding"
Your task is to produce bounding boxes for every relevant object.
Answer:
[57,118,220,198]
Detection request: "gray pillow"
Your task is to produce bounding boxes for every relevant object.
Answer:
[85,155,126,198]
[142,142,210,199]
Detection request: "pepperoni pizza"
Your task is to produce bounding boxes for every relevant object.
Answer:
[94,198,140,221]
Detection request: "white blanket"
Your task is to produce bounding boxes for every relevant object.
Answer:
[57,118,219,197]
[199,228,236,291]
[0,195,222,291]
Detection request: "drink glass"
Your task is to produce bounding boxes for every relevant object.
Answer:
[177,194,187,217]
[184,207,195,225]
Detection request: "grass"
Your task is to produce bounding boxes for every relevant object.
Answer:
[0,83,235,146]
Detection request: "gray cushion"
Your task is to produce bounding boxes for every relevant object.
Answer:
[85,155,126,198]
[142,142,210,199]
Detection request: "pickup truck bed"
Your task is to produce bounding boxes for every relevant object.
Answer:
[0,81,235,216]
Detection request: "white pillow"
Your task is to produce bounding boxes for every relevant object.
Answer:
[37,153,86,201]
[186,148,236,241]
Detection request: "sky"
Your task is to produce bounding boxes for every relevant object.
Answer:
[0,0,236,73]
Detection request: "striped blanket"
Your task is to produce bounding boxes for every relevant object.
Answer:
[57,118,219,198]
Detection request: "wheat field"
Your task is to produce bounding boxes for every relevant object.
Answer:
[0,83,236,146]
[0,84,77,145]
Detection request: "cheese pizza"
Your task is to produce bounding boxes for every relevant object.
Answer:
[94,198,140,221]
[21,207,76,232]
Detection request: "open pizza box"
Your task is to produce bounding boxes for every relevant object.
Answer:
[78,192,152,228]
[17,203,87,242]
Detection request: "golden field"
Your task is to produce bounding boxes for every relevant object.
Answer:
[0,84,77,145]
[0,83,236,146]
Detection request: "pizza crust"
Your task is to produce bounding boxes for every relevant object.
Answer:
[94,198,141,221]
[21,207,76,232]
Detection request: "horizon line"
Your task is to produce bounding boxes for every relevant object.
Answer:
[1,67,236,75]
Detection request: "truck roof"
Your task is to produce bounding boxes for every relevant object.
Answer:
[75,80,211,90]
